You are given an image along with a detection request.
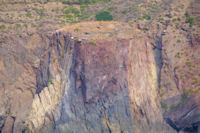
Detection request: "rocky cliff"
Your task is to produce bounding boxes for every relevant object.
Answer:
[0,0,200,132]
[0,21,172,132]
[5,21,174,133]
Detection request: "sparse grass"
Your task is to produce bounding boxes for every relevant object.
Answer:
[107,5,115,11]
[143,14,151,20]
[15,24,21,28]
[185,11,195,27]
[185,61,192,68]
[34,8,45,18]
[89,41,96,46]
[27,12,32,18]
[4,64,8,68]
[34,3,38,6]
[74,28,79,32]
[53,58,56,63]
[175,52,181,58]
[48,78,53,84]
[185,87,200,95]
[61,53,65,58]
[147,5,159,11]
[177,39,181,43]
[159,93,164,97]
[74,37,79,42]
[174,66,179,69]
[192,78,198,85]
[185,17,195,27]
[160,101,167,112]
[170,95,188,110]
[170,104,176,110]
[158,17,164,22]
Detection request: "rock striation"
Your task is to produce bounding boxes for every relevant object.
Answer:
[23,22,174,133]
[1,21,199,133]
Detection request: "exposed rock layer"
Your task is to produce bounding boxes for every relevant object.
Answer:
[0,20,199,133]
[24,22,175,133]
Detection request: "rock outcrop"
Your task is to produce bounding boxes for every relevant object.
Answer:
[22,22,174,133]
[0,20,199,133]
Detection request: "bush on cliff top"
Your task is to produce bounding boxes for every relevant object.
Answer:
[95,11,113,21]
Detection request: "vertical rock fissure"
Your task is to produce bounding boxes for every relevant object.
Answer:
[153,34,163,88]
[80,61,87,104]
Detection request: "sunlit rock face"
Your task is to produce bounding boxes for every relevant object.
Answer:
[23,22,175,133]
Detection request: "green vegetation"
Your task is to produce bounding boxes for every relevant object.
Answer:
[185,11,195,27]
[34,3,38,6]
[74,28,79,32]
[48,79,53,84]
[185,17,195,27]
[74,37,79,42]
[160,101,167,112]
[177,39,181,43]
[192,78,198,85]
[185,11,189,17]
[66,0,110,4]
[33,8,45,19]
[95,11,113,21]
[175,52,182,58]
[61,53,65,58]
[143,14,151,20]
[53,58,57,63]
[158,17,164,22]
[9,82,13,85]
[26,113,30,117]
[147,5,159,11]
[4,64,8,68]
[27,12,32,18]
[185,61,193,69]
[89,41,96,46]
[170,95,188,110]
[61,5,89,23]
[0,24,6,30]
[15,24,21,28]
[185,87,200,95]
[122,10,127,14]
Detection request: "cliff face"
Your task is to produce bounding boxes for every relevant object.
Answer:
[20,22,174,133]
[0,20,199,133]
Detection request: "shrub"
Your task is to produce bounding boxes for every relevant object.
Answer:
[53,58,56,63]
[27,12,32,18]
[89,41,96,46]
[74,28,79,32]
[61,53,65,58]
[71,7,80,16]
[95,11,113,21]
[185,17,194,27]
[0,24,6,30]
[122,10,127,14]
[143,14,151,20]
